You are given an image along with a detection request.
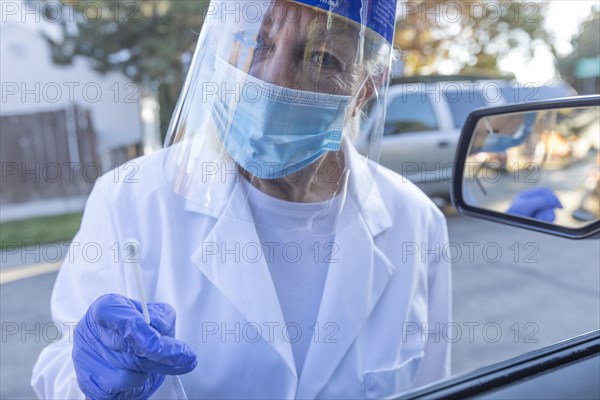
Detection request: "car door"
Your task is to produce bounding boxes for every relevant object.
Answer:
[403,96,600,400]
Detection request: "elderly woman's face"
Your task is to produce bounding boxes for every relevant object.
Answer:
[248,0,364,96]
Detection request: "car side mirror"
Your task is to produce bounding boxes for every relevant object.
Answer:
[451,96,600,239]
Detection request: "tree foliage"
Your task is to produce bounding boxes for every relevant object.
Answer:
[556,9,600,94]
[395,0,553,76]
[41,0,208,136]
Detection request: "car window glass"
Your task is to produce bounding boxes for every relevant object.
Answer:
[384,93,438,135]
[443,90,487,128]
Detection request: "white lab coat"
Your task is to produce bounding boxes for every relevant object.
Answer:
[31,142,451,399]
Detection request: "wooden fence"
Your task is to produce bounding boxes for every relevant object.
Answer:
[0,105,99,206]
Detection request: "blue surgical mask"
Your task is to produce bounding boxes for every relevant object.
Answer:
[211,57,351,179]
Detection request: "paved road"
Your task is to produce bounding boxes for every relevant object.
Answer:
[1,272,55,399]
[1,212,599,398]
[446,209,600,374]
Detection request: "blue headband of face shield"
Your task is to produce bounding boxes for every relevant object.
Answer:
[289,0,398,44]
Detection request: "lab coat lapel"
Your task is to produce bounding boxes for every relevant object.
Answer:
[297,156,396,399]
[189,180,297,381]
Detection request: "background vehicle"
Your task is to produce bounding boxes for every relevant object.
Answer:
[358,78,576,202]
[401,96,599,399]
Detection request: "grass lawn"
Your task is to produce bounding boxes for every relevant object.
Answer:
[0,213,83,250]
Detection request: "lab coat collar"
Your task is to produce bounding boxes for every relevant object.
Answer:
[186,141,396,396]
[341,138,393,237]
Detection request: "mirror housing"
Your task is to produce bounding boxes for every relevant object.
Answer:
[452,96,600,239]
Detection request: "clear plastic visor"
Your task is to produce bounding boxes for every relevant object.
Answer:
[162,0,394,233]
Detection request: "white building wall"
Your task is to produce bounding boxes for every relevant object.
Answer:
[1,4,142,154]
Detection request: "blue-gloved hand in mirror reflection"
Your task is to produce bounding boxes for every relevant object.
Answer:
[73,294,197,400]
[506,187,563,222]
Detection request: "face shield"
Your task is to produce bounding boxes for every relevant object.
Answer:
[163,0,397,233]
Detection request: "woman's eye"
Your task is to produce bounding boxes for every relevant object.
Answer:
[311,52,341,70]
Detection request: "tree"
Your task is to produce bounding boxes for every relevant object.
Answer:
[41,0,209,141]
[556,9,600,94]
[394,0,554,76]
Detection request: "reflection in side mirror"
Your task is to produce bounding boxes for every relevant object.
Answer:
[453,96,600,239]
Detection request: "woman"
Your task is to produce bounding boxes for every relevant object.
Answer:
[32,1,451,398]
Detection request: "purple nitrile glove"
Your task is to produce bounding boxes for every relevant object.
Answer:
[73,294,197,400]
[507,187,563,223]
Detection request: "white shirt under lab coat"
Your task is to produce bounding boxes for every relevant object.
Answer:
[31,143,452,399]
